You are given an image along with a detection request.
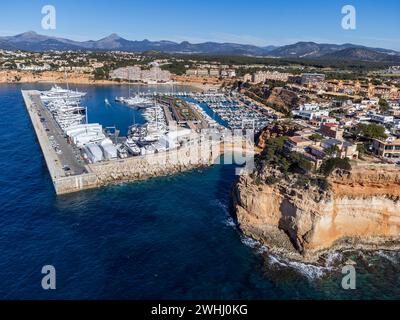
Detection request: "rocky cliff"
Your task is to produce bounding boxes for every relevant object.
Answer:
[265,88,308,115]
[233,165,400,262]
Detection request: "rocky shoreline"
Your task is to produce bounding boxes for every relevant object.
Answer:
[232,167,400,263]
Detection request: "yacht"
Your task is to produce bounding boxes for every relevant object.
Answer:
[116,144,129,159]
[115,95,152,106]
[124,138,141,156]
[125,95,152,106]
[40,87,88,131]
[41,85,86,101]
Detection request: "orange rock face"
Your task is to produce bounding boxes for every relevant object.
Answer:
[233,165,400,262]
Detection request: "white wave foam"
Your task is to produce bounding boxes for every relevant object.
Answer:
[212,199,229,214]
[285,260,327,279]
[267,253,328,279]
[267,254,288,267]
[224,217,236,228]
[211,199,236,229]
[325,251,343,268]
[240,236,268,254]
[376,251,399,264]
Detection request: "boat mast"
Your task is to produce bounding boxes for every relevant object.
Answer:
[128,69,131,97]
[65,69,69,91]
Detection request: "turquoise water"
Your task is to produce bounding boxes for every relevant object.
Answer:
[0,84,399,300]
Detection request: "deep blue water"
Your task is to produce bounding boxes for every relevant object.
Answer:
[0,84,399,300]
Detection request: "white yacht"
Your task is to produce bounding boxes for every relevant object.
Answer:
[116,144,129,159]
[116,95,152,106]
[124,138,141,156]
[41,85,86,101]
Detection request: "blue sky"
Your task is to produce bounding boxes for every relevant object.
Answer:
[1,0,400,49]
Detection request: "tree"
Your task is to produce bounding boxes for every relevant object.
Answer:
[354,123,387,140]
[320,158,352,176]
[356,143,366,155]
[379,98,389,113]
[288,151,313,173]
[161,61,187,75]
[325,144,341,157]
[309,133,323,142]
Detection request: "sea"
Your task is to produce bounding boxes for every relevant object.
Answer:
[0,83,399,300]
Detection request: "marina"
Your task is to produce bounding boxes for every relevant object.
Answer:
[22,85,255,195]
[116,90,274,131]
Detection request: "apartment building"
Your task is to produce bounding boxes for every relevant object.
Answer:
[373,138,400,159]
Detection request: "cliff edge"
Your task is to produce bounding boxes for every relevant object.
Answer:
[233,165,400,262]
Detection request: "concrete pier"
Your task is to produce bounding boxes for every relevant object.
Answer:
[22,90,98,195]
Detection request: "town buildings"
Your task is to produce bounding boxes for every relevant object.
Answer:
[110,65,171,83]
[251,71,292,83]
[301,73,326,84]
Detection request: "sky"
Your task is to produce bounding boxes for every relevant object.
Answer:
[1,0,400,50]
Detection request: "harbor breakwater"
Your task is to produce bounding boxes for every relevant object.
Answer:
[88,141,221,186]
[56,140,253,194]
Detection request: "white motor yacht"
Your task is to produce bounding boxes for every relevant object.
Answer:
[41,85,86,101]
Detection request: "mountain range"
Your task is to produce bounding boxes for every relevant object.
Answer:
[1,31,400,62]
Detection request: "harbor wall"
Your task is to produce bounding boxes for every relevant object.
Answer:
[54,172,98,195]
[88,141,222,186]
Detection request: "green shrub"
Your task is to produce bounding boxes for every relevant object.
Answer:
[320,158,352,176]
[254,176,262,186]
[354,123,387,140]
[316,178,330,191]
[265,176,279,185]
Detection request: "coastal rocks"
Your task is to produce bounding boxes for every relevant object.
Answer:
[233,166,400,262]
[265,87,308,115]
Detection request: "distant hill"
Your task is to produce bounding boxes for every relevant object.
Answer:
[321,47,400,62]
[0,31,399,62]
[267,42,358,58]
[0,31,270,56]
[267,41,400,62]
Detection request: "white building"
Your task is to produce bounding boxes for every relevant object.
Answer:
[370,113,394,124]
[84,144,104,163]
[252,71,291,83]
[65,123,106,147]
[100,139,118,160]
[294,104,330,120]
[110,66,171,83]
